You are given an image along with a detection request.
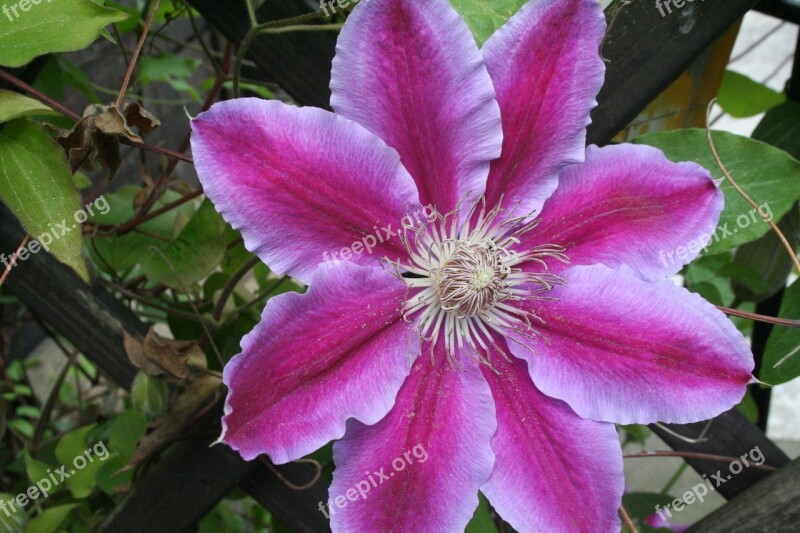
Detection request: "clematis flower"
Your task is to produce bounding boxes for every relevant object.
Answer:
[190,0,754,530]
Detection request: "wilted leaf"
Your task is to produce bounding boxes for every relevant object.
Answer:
[54,103,158,179]
[0,119,88,280]
[0,0,127,67]
[122,101,161,133]
[124,328,206,382]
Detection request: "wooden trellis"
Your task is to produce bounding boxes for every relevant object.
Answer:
[1,0,798,531]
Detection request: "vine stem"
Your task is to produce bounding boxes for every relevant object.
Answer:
[623,450,778,472]
[619,504,639,533]
[705,99,800,275]
[231,11,329,98]
[0,234,30,288]
[115,0,162,108]
[0,69,79,121]
[717,305,800,329]
[0,69,193,164]
[133,40,233,224]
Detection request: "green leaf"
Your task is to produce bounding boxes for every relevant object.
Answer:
[466,492,498,533]
[761,278,800,385]
[130,373,169,418]
[137,55,201,101]
[622,492,675,521]
[450,0,526,46]
[87,186,192,274]
[108,410,147,457]
[25,504,79,533]
[737,389,759,424]
[8,418,33,438]
[633,129,800,255]
[0,0,127,68]
[717,71,786,118]
[140,199,228,288]
[23,449,53,489]
[752,101,800,160]
[0,491,28,532]
[0,119,89,280]
[0,90,59,123]
[620,424,650,446]
[732,205,799,303]
[55,425,108,499]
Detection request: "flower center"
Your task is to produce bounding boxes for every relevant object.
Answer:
[435,242,509,318]
[388,198,568,368]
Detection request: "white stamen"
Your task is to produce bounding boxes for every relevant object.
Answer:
[387,197,569,368]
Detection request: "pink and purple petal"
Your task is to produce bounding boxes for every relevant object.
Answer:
[220,261,417,463]
[330,0,503,214]
[521,144,723,280]
[481,349,623,533]
[508,264,753,425]
[482,0,606,216]
[328,345,496,532]
[191,98,421,284]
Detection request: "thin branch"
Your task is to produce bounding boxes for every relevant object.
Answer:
[717,305,800,328]
[623,451,778,472]
[0,234,30,288]
[232,11,327,97]
[116,0,162,108]
[705,99,800,275]
[619,504,639,533]
[0,69,80,121]
[212,256,261,322]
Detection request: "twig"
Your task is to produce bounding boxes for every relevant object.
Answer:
[705,99,800,275]
[232,11,327,97]
[0,69,79,121]
[115,0,162,108]
[623,451,778,472]
[717,305,800,328]
[212,256,261,322]
[0,234,30,288]
[619,504,639,533]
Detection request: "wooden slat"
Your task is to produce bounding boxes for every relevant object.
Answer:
[0,206,144,388]
[686,457,800,532]
[651,409,790,500]
[587,0,760,143]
